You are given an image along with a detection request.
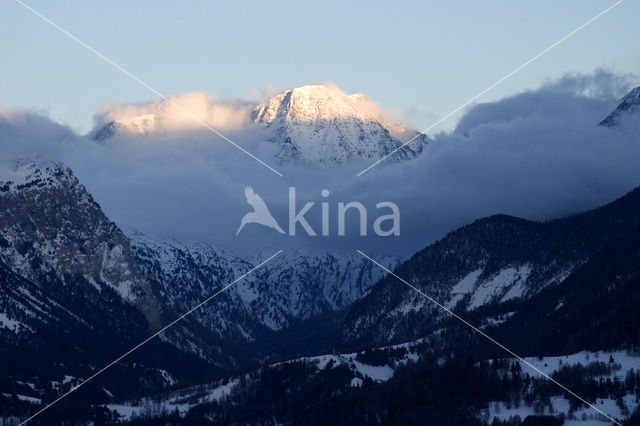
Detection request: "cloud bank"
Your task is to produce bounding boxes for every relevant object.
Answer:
[1,73,639,257]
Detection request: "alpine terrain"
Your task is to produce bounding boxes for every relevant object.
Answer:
[89,85,429,165]
[1,84,640,425]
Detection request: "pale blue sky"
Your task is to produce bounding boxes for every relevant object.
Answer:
[1,0,639,134]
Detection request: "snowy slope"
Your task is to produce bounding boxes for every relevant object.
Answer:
[129,231,400,342]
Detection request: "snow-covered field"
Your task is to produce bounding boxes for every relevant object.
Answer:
[516,350,640,379]
[291,353,395,385]
[483,394,638,425]
[482,350,640,424]
[106,379,238,421]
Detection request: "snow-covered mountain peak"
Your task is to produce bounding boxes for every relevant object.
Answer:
[252,85,382,125]
[599,85,640,127]
[86,85,428,165]
[252,84,428,164]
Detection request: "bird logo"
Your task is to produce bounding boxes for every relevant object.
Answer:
[236,186,285,236]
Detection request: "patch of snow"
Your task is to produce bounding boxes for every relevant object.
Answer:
[158,369,176,386]
[0,313,24,333]
[15,394,41,404]
[352,360,394,382]
[202,379,238,402]
[288,352,395,383]
[468,265,531,310]
[107,404,141,420]
[500,279,526,302]
[446,268,483,308]
[482,312,516,328]
[452,269,483,295]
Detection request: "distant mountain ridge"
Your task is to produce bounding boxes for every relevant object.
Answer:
[129,231,400,343]
[89,85,428,165]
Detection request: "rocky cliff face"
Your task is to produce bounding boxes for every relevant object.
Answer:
[0,160,235,406]
[0,159,163,326]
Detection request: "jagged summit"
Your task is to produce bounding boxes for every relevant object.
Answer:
[253,85,421,140]
[252,84,428,164]
[252,85,381,124]
[599,85,640,127]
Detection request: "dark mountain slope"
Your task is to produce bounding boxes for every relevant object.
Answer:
[0,160,241,421]
[341,185,640,349]
[493,222,640,355]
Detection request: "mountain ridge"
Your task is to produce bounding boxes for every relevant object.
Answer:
[129,230,400,345]
[89,85,429,165]
[338,184,640,348]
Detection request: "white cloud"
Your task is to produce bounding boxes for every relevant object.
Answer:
[91,92,255,136]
